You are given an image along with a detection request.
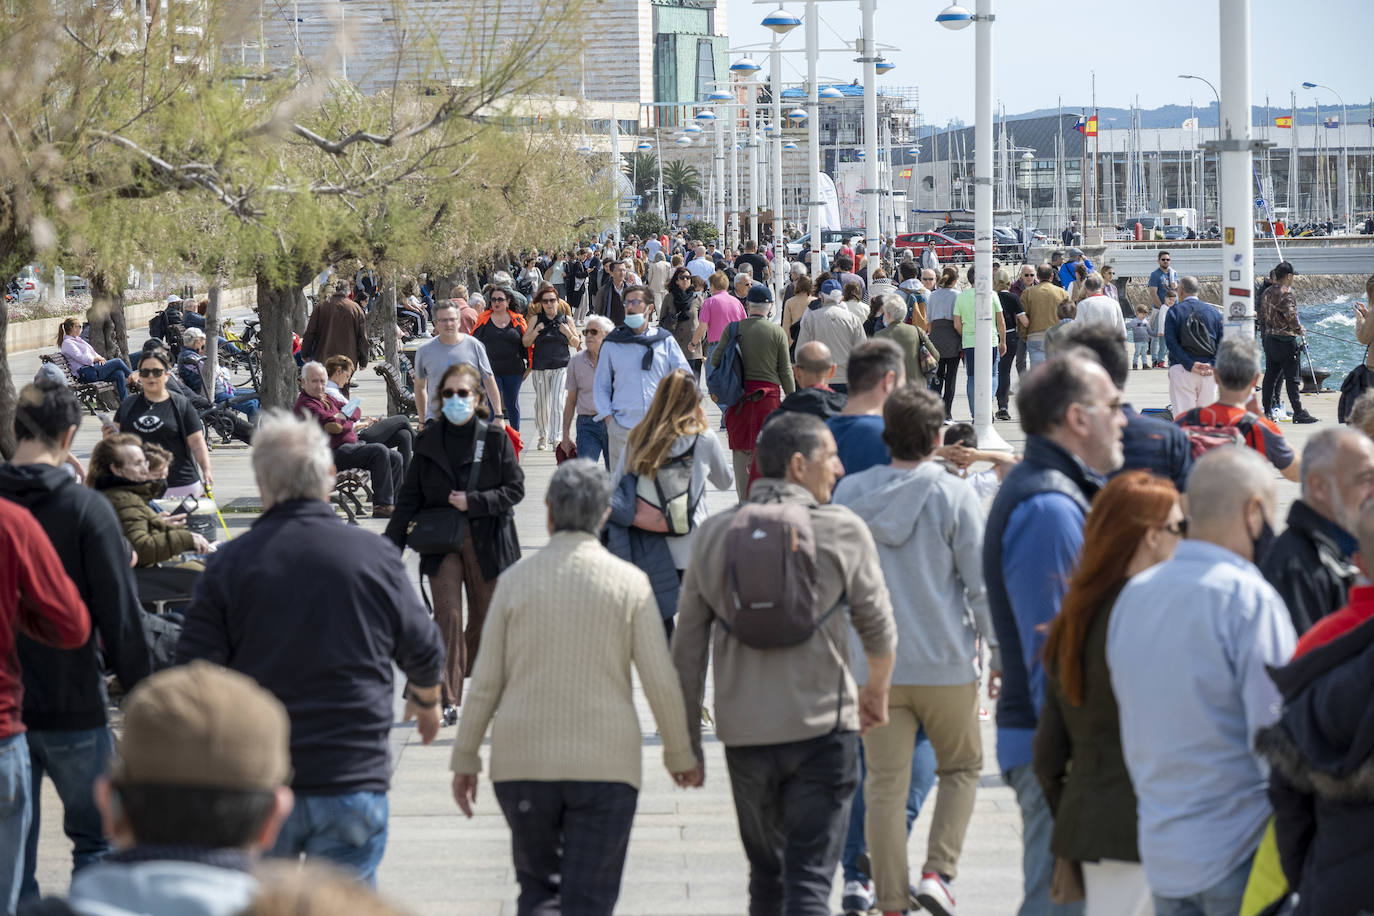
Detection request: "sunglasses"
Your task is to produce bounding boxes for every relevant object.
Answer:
[585,329,600,336]
[440,387,474,399]
[138,367,165,378]
[490,296,508,303]
[1159,257,1171,262]
[539,296,558,303]
[1161,518,1188,537]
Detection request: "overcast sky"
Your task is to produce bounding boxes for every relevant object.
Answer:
[725,0,1372,126]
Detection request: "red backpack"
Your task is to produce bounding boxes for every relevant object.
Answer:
[1175,407,1259,458]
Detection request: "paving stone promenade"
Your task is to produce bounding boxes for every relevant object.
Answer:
[16,310,1323,914]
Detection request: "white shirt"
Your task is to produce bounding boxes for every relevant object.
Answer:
[1074,294,1128,342]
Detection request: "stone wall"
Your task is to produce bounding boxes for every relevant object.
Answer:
[7,286,255,354]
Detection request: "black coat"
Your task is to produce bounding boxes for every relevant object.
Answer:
[1260,500,1358,634]
[1257,617,1374,916]
[385,419,523,581]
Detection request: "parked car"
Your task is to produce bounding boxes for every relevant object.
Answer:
[1160,224,1189,240]
[5,266,40,303]
[787,227,866,258]
[894,231,975,263]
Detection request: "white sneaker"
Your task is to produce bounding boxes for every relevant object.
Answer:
[841,879,875,916]
[537,438,548,451]
[916,872,957,916]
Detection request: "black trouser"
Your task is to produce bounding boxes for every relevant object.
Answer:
[1262,334,1304,415]
[997,331,1020,409]
[935,356,961,418]
[1015,333,1027,375]
[357,415,414,475]
[494,780,639,916]
[724,730,860,916]
[334,442,402,505]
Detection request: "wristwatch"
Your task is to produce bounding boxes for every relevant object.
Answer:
[406,688,440,709]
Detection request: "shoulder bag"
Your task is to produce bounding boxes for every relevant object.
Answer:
[405,420,489,554]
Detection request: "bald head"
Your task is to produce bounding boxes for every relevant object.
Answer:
[793,341,837,388]
[1186,446,1276,559]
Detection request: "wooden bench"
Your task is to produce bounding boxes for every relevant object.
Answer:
[331,469,373,525]
[374,362,417,417]
[41,353,118,415]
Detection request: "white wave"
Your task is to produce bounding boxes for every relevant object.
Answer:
[1318,313,1356,329]
[1332,294,1352,304]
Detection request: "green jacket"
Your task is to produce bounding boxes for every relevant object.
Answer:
[97,477,195,567]
[711,317,795,393]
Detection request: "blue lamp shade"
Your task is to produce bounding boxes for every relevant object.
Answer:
[1301,81,1318,89]
[676,136,693,146]
[783,141,799,150]
[936,4,973,29]
[763,123,777,136]
[908,146,921,154]
[856,149,867,159]
[819,86,844,101]
[875,58,895,74]
[636,141,653,151]
[694,108,718,121]
[708,90,734,102]
[576,145,592,153]
[684,123,703,134]
[761,7,802,34]
[787,107,808,121]
[730,57,762,73]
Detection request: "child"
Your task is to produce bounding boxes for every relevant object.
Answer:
[1127,306,1152,370]
[938,422,1019,503]
[143,443,173,485]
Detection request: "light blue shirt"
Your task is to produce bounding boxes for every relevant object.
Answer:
[1107,540,1296,898]
[592,331,690,429]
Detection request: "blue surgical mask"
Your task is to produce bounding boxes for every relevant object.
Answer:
[623,312,647,330]
[442,395,475,425]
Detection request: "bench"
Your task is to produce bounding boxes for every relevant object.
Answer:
[41,353,119,415]
[374,362,417,417]
[331,469,373,525]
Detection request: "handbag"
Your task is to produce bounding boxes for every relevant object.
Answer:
[405,421,488,554]
[918,331,941,378]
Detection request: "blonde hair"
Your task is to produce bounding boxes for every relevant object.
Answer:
[626,370,707,477]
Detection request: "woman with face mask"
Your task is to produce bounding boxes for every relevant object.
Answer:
[385,363,524,726]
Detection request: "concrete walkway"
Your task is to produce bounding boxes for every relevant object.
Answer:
[18,317,1328,914]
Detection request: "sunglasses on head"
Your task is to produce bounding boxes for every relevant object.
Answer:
[440,387,474,399]
[138,367,165,378]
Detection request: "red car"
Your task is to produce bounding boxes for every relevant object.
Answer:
[894,231,974,263]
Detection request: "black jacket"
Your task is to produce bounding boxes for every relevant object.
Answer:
[177,499,444,795]
[769,385,847,421]
[385,420,524,582]
[0,463,151,730]
[1115,405,1194,492]
[1256,617,1374,915]
[1260,500,1358,635]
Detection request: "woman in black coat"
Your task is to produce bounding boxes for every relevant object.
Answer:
[385,362,523,723]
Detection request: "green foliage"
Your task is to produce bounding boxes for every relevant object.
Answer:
[622,153,659,212]
[662,161,703,219]
[683,218,718,243]
[624,211,668,241]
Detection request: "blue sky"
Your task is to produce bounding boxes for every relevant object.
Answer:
[725,0,1372,126]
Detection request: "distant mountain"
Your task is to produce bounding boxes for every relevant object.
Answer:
[994,103,1371,129]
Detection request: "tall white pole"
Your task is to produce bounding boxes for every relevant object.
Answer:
[729,90,740,249]
[860,0,879,289]
[770,36,786,301]
[749,91,760,249]
[972,0,1005,448]
[714,113,726,242]
[1219,0,1254,339]
[806,0,822,279]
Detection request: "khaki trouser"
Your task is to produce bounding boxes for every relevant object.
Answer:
[731,450,752,501]
[863,681,982,911]
[606,418,632,472]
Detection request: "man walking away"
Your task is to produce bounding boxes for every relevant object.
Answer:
[1260,261,1317,423]
[177,411,445,884]
[1108,447,1296,914]
[1259,427,1374,634]
[674,412,897,916]
[833,386,998,916]
[1163,276,1224,415]
[984,354,1125,916]
[1020,265,1069,368]
[301,281,369,369]
[827,340,905,475]
[772,342,847,420]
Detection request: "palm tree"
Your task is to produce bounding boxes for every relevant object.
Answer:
[622,153,658,212]
[662,160,703,218]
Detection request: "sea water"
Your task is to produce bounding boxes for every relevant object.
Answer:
[1302,294,1367,380]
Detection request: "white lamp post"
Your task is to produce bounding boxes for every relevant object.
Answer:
[938,0,1007,449]
[859,0,880,289]
[1219,0,1256,338]
[1303,80,1349,229]
[699,105,725,240]
[764,7,801,302]
[730,56,761,248]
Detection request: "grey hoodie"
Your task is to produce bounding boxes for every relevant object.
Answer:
[833,461,995,686]
[65,860,258,916]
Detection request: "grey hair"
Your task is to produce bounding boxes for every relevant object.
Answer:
[469,292,486,308]
[584,315,614,335]
[1214,336,1261,389]
[491,270,514,285]
[1178,276,1201,296]
[789,261,806,277]
[546,459,613,534]
[877,292,907,324]
[182,327,206,346]
[1300,427,1365,496]
[736,265,753,280]
[1082,271,1104,294]
[301,360,326,382]
[251,410,335,507]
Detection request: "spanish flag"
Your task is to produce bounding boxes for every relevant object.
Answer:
[899,167,912,179]
[1274,116,1292,128]
[1085,115,1098,137]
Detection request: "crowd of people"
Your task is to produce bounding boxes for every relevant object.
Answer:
[4,228,1374,916]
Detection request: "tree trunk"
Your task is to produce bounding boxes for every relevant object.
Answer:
[291,282,309,335]
[366,269,399,410]
[0,295,15,461]
[88,272,128,361]
[202,276,222,397]
[256,273,301,412]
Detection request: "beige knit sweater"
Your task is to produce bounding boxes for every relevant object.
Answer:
[450,531,697,788]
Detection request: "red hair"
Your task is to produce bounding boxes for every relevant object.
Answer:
[1042,471,1178,706]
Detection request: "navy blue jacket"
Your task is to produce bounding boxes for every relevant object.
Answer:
[177,500,444,794]
[1116,405,1194,491]
[983,436,1100,771]
[1164,296,1224,370]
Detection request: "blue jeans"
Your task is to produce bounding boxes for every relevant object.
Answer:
[1132,341,1150,368]
[1151,853,1256,916]
[1004,763,1084,916]
[21,728,113,900]
[76,360,132,401]
[495,373,525,431]
[1152,335,1168,364]
[842,729,935,883]
[270,790,389,885]
[576,414,609,469]
[1027,335,1047,367]
[0,734,32,915]
[218,388,259,422]
[962,348,1000,417]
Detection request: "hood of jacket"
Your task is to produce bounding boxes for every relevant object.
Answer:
[776,386,847,420]
[0,461,74,507]
[833,462,944,547]
[67,859,259,916]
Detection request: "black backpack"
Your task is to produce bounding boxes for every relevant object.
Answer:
[1179,309,1218,359]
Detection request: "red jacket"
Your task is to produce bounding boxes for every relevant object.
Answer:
[0,498,91,738]
[1293,585,1374,659]
[294,389,356,449]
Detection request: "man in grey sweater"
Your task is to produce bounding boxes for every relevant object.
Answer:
[832,384,999,916]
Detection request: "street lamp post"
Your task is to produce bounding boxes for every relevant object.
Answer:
[938,1,1006,449]
[1304,81,1350,229]
[806,2,822,278]
[859,0,880,289]
[764,8,801,301]
[1219,0,1256,338]
[1180,73,1220,227]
